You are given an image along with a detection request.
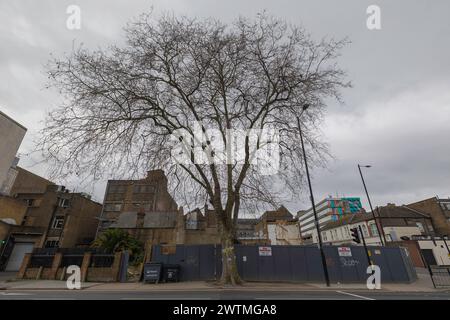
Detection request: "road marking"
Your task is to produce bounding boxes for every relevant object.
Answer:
[31,298,76,300]
[121,297,212,300]
[0,292,33,296]
[336,291,375,300]
[257,298,345,300]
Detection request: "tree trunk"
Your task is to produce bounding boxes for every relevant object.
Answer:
[219,224,242,285]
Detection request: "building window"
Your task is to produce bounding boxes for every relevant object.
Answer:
[361,225,369,237]
[58,198,70,208]
[133,185,155,193]
[108,184,126,193]
[369,223,379,236]
[322,232,327,241]
[24,199,35,207]
[133,202,153,210]
[52,216,65,229]
[45,240,60,248]
[416,222,425,233]
[104,203,122,212]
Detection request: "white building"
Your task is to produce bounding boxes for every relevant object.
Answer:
[266,221,302,245]
[297,197,363,243]
[418,239,450,266]
[0,110,27,195]
[313,204,434,246]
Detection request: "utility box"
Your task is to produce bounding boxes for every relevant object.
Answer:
[163,264,180,282]
[143,263,162,283]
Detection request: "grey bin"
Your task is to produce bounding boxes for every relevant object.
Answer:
[143,263,162,283]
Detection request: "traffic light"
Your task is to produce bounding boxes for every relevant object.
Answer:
[350,227,360,244]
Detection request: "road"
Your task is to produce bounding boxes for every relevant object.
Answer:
[0,290,449,300]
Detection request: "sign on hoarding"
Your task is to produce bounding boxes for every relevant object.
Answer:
[338,247,352,257]
[258,246,272,256]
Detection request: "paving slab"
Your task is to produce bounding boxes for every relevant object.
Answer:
[0,271,445,293]
[0,280,102,290]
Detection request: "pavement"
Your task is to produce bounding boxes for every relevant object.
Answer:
[0,269,449,300]
[0,289,449,300]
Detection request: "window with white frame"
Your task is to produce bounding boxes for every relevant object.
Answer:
[361,224,369,237]
[416,222,425,233]
[58,198,70,208]
[52,216,65,229]
[45,240,60,248]
[369,223,378,236]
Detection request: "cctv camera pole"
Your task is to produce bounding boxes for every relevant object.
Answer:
[358,165,385,246]
[297,107,330,287]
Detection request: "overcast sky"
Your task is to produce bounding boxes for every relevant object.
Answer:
[1,0,449,212]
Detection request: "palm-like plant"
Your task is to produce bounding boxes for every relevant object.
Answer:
[92,229,143,260]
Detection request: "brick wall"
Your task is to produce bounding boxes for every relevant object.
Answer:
[408,198,450,236]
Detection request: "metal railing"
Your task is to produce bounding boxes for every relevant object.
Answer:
[33,247,109,255]
[428,265,450,288]
[89,254,115,268]
[27,250,116,269]
[61,254,84,267]
[29,255,54,268]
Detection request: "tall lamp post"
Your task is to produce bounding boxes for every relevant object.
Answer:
[297,104,330,287]
[357,164,385,246]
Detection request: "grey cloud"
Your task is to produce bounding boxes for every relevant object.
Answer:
[1,0,449,209]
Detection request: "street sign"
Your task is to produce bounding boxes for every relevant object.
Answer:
[258,246,272,256]
[338,247,352,257]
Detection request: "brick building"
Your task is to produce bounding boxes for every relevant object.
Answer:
[235,218,265,244]
[407,197,450,237]
[9,166,55,195]
[97,170,182,246]
[0,168,101,271]
[0,110,27,195]
[183,207,220,244]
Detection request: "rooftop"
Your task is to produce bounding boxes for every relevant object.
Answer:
[0,108,27,131]
[321,204,430,231]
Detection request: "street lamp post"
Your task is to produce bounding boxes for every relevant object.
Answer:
[357,164,385,246]
[297,104,330,287]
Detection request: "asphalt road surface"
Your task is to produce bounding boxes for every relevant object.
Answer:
[0,290,449,300]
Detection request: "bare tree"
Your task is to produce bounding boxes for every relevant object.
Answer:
[39,12,350,284]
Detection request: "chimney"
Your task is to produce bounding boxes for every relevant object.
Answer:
[145,169,167,184]
[386,203,396,207]
[136,206,146,228]
[146,169,166,181]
